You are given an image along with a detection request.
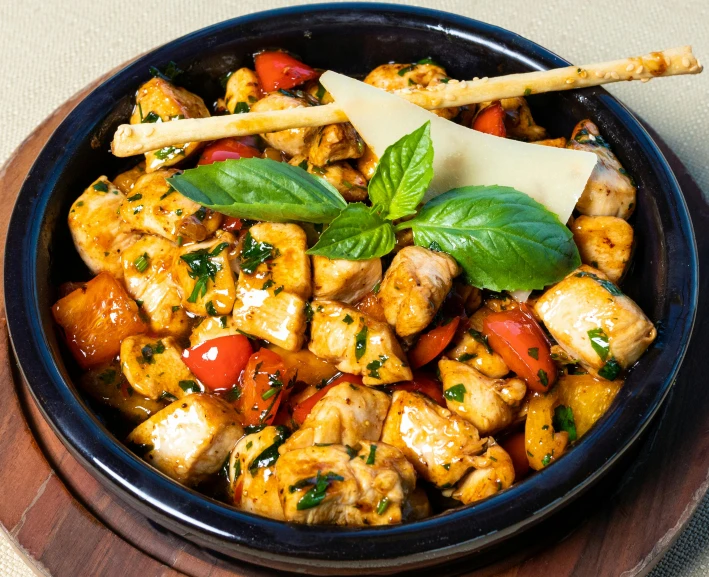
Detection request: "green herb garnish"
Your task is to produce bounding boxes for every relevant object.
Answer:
[444,383,466,403]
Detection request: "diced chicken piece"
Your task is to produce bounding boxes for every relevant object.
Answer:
[267,344,339,388]
[121,235,190,337]
[113,162,146,194]
[232,224,311,351]
[364,62,458,119]
[379,246,461,337]
[446,326,509,379]
[381,390,486,487]
[130,77,210,172]
[228,426,287,520]
[311,255,381,304]
[127,394,244,486]
[120,335,200,401]
[357,145,379,181]
[439,359,526,435]
[534,265,656,376]
[189,314,240,347]
[173,233,238,316]
[571,215,634,283]
[568,120,636,219]
[119,169,222,243]
[251,92,317,157]
[309,301,412,385]
[495,97,547,141]
[281,383,390,452]
[289,155,368,202]
[224,68,261,114]
[276,443,416,525]
[533,137,567,148]
[451,445,515,504]
[68,176,141,280]
[306,123,364,167]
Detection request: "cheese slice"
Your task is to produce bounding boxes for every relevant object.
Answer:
[320,71,598,297]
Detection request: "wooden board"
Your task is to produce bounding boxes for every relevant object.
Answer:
[0,76,708,577]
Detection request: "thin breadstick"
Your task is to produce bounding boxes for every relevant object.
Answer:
[111,46,701,157]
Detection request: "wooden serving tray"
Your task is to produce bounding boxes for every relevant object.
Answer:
[1,77,707,577]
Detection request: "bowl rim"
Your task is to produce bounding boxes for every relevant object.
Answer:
[3,2,698,571]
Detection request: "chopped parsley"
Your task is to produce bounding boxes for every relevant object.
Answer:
[366,355,388,379]
[180,242,229,303]
[537,368,549,387]
[205,300,218,316]
[219,316,228,328]
[355,325,368,360]
[342,314,354,325]
[127,193,142,202]
[372,281,381,294]
[528,347,539,360]
[365,444,377,465]
[262,279,275,290]
[178,380,200,394]
[315,82,326,101]
[598,358,622,380]
[524,87,532,96]
[149,60,183,83]
[376,497,390,515]
[457,352,477,362]
[468,329,493,354]
[225,386,242,401]
[159,391,178,402]
[234,101,250,114]
[444,383,466,403]
[134,253,149,273]
[98,369,116,385]
[248,426,289,475]
[154,146,185,160]
[397,65,415,76]
[587,327,610,361]
[541,453,552,467]
[141,111,161,124]
[574,271,623,296]
[305,302,314,322]
[553,405,577,441]
[294,471,345,510]
[345,444,361,459]
[417,57,438,65]
[274,285,284,296]
[240,232,275,274]
[93,181,108,192]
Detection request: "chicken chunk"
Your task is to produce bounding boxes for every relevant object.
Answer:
[224,68,261,114]
[275,443,415,525]
[309,301,412,385]
[439,359,526,435]
[173,233,238,317]
[534,265,656,377]
[232,224,311,350]
[68,176,141,280]
[571,215,634,283]
[379,246,460,337]
[120,335,200,401]
[446,326,509,379]
[357,145,379,181]
[306,123,364,167]
[228,426,287,520]
[189,314,240,347]
[451,445,515,504]
[121,235,190,337]
[289,156,368,202]
[113,162,146,194]
[250,92,317,157]
[495,97,547,141]
[127,394,244,486]
[381,391,486,487]
[130,77,210,172]
[311,256,382,304]
[119,169,222,243]
[568,120,636,219]
[281,383,390,452]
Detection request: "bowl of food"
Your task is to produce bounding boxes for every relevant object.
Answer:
[4,3,698,574]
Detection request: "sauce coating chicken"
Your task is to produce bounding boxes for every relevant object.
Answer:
[571,215,634,283]
[451,444,515,504]
[250,92,317,156]
[224,68,261,114]
[311,255,382,304]
[288,155,369,202]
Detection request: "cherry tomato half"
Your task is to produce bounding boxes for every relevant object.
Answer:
[482,305,556,392]
[408,317,460,370]
[235,349,289,427]
[472,102,507,137]
[254,51,319,92]
[389,373,445,406]
[291,373,363,426]
[500,431,530,479]
[197,138,261,165]
[181,335,252,391]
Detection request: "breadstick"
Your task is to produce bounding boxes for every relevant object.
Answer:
[111,46,701,157]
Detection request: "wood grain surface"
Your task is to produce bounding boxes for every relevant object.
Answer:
[0,78,707,577]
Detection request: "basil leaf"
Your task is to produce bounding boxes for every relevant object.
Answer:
[168,158,346,224]
[368,122,433,220]
[406,186,581,291]
[307,203,395,260]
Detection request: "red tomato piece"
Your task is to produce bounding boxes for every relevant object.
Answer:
[182,335,252,391]
[254,51,318,92]
[389,373,445,406]
[501,431,530,479]
[197,138,261,165]
[482,305,556,393]
[235,349,290,427]
[221,217,245,232]
[408,317,460,370]
[291,373,363,426]
[472,102,507,137]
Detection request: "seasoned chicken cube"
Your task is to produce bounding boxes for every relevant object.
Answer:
[120,335,200,401]
[357,145,379,181]
[233,224,311,351]
[121,235,190,337]
[534,265,656,378]
[224,68,261,114]
[451,445,515,504]
[446,325,509,379]
[113,162,146,194]
[173,233,238,316]
[568,120,636,219]
[281,383,390,452]
[364,62,458,120]
[228,426,287,520]
[571,215,634,283]
[306,123,364,167]
[189,314,240,347]
[289,156,368,202]
[381,390,486,487]
[68,176,141,280]
[276,443,416,525]
[379,246,460,337]
[130,77,210,172]
[251,92,317,157]
[439,359,526,435]
[309,301,412,385]
[311,255,381,304]
[127,394,244,486]
[119,169,222,243]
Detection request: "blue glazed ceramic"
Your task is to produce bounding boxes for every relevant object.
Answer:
[3,4,698,574]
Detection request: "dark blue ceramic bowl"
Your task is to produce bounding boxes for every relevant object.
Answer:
[4,3,698,574]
